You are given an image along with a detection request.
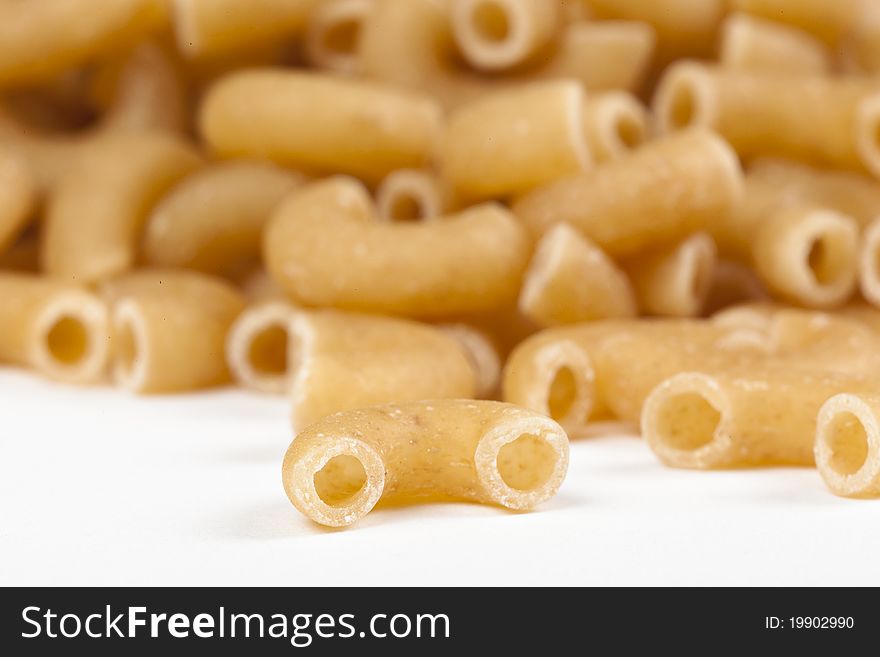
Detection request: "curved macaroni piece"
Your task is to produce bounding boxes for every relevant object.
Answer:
[582,92,648,163]
[225,300,297,395]
[513,129,743,255]
[200,69,442,183]
[730,0,859,46]
[0,0,166,89]
[0,152,37,254]
[0,273,110,384]
[42,134,202,283]
[282,399,569,527]
[105,269,245,394]
[143,161,303,275]
[304,0,373,75]
[264,177,530,317]
[442,80,592,201]
[719,13,832,75]
[624,232,717,317]
[375,169,450,222]
[450,0,561,72]
[815,394,880,498]
[436,323,502,399]
[519,224,637,327]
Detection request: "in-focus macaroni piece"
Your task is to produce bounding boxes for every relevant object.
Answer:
[519,224,637,327]
[304,0,373,75]
[375,169,450,222]
[226,300,297,394]
[581,92,648,162]
[730,0,859,46]
[105,269,245,394]
[172,0,317,58]
[42,134,202,283]
[450,0,561,72]
[642,368,877,469]
[287,310,477,431]
[0,152,37,254]
[815,393,880,498]
[719,13,832,75]
[0,273,109,384]
[436,323,502,399]
[625,232,717,317]
[0,0,166,88]
[263,177,530,317]
[282,400,569,527]
[513,129,743,256]
[143,161,303,275]
[654,63,880,174]
[442,80,592,201]
[860,219,880,307]
[200,70,443,183]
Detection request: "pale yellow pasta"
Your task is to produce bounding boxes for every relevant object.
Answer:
[704,260,768,315]
[625,233,717,317]
[642,368,877,469]
[304,0,373,75]
[450,0,561,72]
[859,218,880,306]
[730,0,859,45]
[234,267,285,303]
[282,400,569,527]
[519,223,637,327]
[0,0,166,88]
[288,310,477,431]
[436,323,502,399]
[581,92,648,163]
[263,177,530,317]
[0,152,37,254]
[719,13,832,75]
[200,70,442,183]
[225,300,297,395]
[142,161,303,275]
[375,169,450,222]
[442,80,592,202]
[513,129,743,256]
[42,134,202,283]
[815,393,880,498]
[105,270,245,394]
[654,62,880,174]
[0,273,110,384]
[172,0,317,58]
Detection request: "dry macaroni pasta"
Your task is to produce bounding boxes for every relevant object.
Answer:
[815,393,880,498]
[718,13,832,75]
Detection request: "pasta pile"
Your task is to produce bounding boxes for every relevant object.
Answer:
[2,0,880,528]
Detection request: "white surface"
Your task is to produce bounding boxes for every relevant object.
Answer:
[1,368,878,587]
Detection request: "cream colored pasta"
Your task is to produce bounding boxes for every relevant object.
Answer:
[105,270,245,394]
[450,0,561,72]
[143,161,303,275]
[581,92,648,163]
[719,13,832,75]
[513,129,743,256]
[0,152,37,254]
[264,177,530,317]
[304,0,373,75]
[287,310,477,431]
[442,80,592,201]
[0,273,110,384]
[625,233,717,317]
[436,323,502,399]
[815,393,880,498]
[282,400,569,527]
[42,133,202,283]
[519,223,637,327]
[375,169,450,222]
[730,0,859,46]
[225,300,297,394]
[200,70,442,183]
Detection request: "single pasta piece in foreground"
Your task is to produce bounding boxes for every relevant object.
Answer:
[0,273,110,384]
[282,400,569,527]
[288,310,477,431]
[200,70,442,183]
[513,129,743,256]
[264,177,530,317]
[718,13,832,75]
[375,169,450,222]
[581,92,648,163]
[143,161,303,275]
[104,270,245,394]
[519,223,637,327]
[42,134,202,283]
[304,0,372,75]
[815,393,880,498]
[730,0,859,46]
[225,300,297,395]
[0,152,37,254]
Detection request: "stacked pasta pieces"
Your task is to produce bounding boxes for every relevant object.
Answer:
[2,0,880,528]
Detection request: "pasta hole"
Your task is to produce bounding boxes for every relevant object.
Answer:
[654,392,721,451]
[322,18,360,56]
[668,81,697,129]
[806,234,847,287]
[472,1,511,43]
[547,366,578,420]
[389,194,424,222]
[46,316,89,365]
[247,324,288,375]
[825,412,869,476]
[314,455,367,507]
[497,433,557,491]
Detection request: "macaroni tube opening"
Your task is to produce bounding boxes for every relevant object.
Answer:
[226,302,294,394]
[111,300,149,392]
[642,372,733,469]
[375,170,442,223]
[856,94,880,179]
[591,93,648,160]
[34,291,109,384]
[453,0,538,71]
[475,416,568,510]
[305,0,372,75]
[815,394,880,498]
[654,64,715,133]
[526,341,594,434]
[859,219,880,306]
[799,214,859,305]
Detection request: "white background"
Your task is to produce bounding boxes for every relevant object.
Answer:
[1,368,878,586]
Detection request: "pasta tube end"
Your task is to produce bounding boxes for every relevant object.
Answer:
[653,62,716,134]
[226,301,295,395]
[815,394,880,498]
